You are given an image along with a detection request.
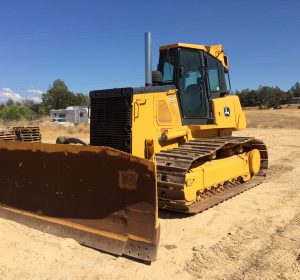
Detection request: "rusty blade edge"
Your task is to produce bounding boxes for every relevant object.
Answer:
[0,204,159,262]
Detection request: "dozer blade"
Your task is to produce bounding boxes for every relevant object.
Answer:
[0,141,159,262]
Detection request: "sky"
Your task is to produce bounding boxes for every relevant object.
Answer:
[0,0,299,103]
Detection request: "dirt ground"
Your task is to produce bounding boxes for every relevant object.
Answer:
[0,109,299,280]
[245,108,300,129]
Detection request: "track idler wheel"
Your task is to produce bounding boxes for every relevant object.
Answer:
[247,149,261,175]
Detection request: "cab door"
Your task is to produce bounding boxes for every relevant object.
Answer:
[177,48,211,125]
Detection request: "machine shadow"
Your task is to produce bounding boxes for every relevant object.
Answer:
[158,209,192,220]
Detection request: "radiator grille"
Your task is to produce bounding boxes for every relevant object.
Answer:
[90,89,132,153]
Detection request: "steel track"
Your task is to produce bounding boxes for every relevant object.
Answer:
[156,136,268,213]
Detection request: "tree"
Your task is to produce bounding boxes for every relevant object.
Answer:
[0,104,36,121]
[41,79,75,112]
[22,99,44,116]
[235,89,259,107]
[289,82,300,97]
[73,93,90,106]
[6,98,14,106]
[41,79,90,113]
[256,86,285,107]
[236,85,288,108]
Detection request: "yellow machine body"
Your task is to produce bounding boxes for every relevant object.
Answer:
[0,42,268,262]
[88,41,268,213]
[131,90,247,158]
[184,152,251,202]
[129,88,262,208]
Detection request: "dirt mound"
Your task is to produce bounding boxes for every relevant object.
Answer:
[266,164,294,180]
[185,214,300,280]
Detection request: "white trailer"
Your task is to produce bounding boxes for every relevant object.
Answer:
[50,106,89,125]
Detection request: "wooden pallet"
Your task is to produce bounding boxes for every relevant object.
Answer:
[13,126,42,142]
[0,130,17,141]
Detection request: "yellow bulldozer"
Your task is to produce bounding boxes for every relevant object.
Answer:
[0,33,268,262]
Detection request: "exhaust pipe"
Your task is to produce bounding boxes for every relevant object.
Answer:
[145,32,152,86]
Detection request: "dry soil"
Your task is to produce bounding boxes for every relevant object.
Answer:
[0,109,299,280]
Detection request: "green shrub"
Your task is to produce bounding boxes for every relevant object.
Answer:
[0,104,36,121]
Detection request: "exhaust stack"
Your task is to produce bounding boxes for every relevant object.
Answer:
[145,32,152,86]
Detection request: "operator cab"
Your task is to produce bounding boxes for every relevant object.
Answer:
[157,43,230,125]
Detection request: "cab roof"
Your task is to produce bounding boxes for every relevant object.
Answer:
[159,43,228,70]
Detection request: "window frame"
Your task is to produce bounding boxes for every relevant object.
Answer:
[158,47,226,125]
[158,49,176,84]
[177,48,207,119]
[206,53,227,98]
[176,47,212,125]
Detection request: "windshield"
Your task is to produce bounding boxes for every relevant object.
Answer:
[158,49,176,83]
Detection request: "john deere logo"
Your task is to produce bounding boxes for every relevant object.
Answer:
[224,106,230,117]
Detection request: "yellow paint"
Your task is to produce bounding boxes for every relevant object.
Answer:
[131,89,187,158]
[130,86,251,204]
[161,129,189,141]
[131,90,246,158]
[128,42,255,207]
[247,149,261,175]
[184,153,250,202]
[212,95,246,130]
[129,42,247,159]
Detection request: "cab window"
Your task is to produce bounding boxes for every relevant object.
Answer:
[159,49,176,83]
[207,55,226,93]
[179,49,207,118]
